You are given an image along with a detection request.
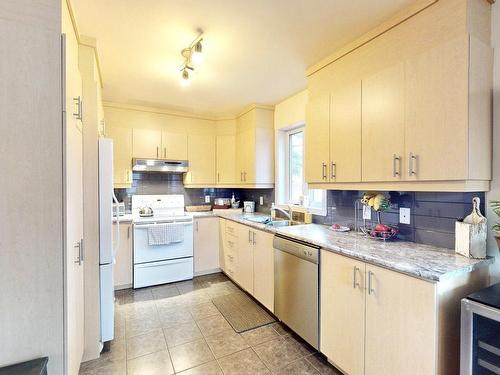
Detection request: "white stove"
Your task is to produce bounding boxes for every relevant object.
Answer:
[131,195,193,288]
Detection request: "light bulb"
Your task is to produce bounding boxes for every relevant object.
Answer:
[191,41,203,65]
[180,69,190,86]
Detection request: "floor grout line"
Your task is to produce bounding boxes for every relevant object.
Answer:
[83,274,338,375]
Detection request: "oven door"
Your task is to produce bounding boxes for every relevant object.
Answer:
[133,221,193,264]
[461,298,500,375]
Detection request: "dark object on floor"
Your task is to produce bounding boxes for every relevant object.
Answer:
[212,292,276,333]
[0,357,48,375]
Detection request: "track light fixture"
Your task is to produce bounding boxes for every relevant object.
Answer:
[180,30,203,86]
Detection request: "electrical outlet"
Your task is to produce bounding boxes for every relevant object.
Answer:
[259,196,264,205]
[400,207,411,224]
[363,205,372,220]
[205,195,211,203]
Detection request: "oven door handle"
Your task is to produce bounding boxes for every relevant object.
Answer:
[135,258,190,268]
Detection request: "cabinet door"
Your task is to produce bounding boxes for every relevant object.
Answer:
[114,223,132,288]
[194,217,220,274]
[216,135,236,184]
[405,36,468,181]
[362,63,405,182]
[132,128,161,159]
[162,131,188,160]
[365,264,437,375]
[106,126,132,186]
[305,94,330,183]
[321,251,365,375]
[253,230,274,312]
[235,127,255,183]
[186,134,216,184]
[330,80,362,182]
[236,225,254,294]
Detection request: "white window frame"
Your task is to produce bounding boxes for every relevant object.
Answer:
[284,127,305,205]
[275,124,327,216]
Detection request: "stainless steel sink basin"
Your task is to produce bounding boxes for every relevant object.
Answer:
[267,220,292,227]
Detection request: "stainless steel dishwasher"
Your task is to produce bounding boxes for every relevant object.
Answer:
[273,234,320,349]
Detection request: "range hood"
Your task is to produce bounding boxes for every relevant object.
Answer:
[132,158,189,173]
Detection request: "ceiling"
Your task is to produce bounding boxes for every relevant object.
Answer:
[73,0,417,118]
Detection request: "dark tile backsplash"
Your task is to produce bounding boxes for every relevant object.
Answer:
[313,190,485,249]
[115,173,485,249]
[114,172,274,214]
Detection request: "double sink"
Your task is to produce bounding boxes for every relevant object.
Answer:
[242,214,297,227]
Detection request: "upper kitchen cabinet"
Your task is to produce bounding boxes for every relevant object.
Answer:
[405,34,491,182]
[362,63,405,182]
[184,134,216,186]
[235,106,274,187]
[161,131,188,160]
[106,125,133,187]
[132,128,188,160]
[306,0,493,192]
[330,79,362,182]
[132,128,162,159]
[216,135,236,184]
[305,79,362,184]
[305,94,330,183]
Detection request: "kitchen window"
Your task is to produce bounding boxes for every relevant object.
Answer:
[279,125,326,215]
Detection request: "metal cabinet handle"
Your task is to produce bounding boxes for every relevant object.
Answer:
[244,172,247,182]
[127,226,130,239]
[73,96,82,120]
[368,271,374,295]
[331,162,336,180]
[240,172,243,182]
[217,172,220,182]
[195,221,199,232]
[409,152,417,176]
[393,154,401,177]
[252,231,256,245]
[248,230,252,243]
[74,239,83,265]
[322,163,327,179]
[353,266,361,289]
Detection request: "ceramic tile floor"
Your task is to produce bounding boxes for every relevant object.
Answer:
[79,272,342,375]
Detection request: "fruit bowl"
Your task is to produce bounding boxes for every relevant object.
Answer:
[360,224,398,241]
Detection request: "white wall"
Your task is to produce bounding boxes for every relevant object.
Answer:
[486,2,500,283]
[0,1,64,373]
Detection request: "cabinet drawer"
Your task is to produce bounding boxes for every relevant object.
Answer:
[225,252,237,266]
[225,234,238,253]
[225,221,238,235]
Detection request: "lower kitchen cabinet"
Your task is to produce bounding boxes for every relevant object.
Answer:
[113,222,132,289]
[237,224,255,294]
[321,252,366,375]
[321,250,436,375]
[364,263,436,375]
[219,219,226,272]
[321,250,488,375]
[252,229,274,313]
[193,217,220,275]
[218,219,274,312]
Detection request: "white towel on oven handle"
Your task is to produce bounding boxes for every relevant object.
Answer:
[148,222,185,245]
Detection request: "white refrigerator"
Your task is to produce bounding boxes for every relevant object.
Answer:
[98,138,119,343]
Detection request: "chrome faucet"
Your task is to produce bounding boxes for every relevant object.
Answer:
[272,204,292,220]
